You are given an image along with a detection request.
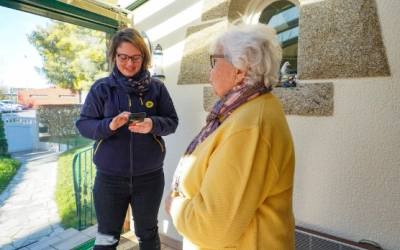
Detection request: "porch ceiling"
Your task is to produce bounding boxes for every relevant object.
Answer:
[57,0,132,24]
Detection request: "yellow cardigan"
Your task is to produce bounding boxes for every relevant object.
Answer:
[171,93,295,250]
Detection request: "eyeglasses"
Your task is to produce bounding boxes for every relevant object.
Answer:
[210,55,225,68]
[117,53,143,63]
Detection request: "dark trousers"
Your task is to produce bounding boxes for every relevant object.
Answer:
[93,168,164,250]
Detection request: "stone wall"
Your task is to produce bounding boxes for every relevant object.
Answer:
[178,0,389,116]
[204,83,334,116]
[298,0,390,79]
[177,21,227,85]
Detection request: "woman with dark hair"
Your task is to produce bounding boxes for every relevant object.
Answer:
[77,28,179,250]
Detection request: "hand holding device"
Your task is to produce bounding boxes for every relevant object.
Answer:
[128,112,146,126]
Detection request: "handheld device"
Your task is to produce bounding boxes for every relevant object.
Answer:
[128,112,146,125]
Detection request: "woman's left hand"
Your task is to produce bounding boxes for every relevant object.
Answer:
[165,191,185,218]
[128,117,153,134]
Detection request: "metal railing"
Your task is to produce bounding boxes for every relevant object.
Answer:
[72,146,97,231]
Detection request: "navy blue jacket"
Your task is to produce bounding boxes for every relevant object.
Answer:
[76,73,179,177]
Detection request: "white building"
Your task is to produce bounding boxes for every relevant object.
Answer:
[126,0,399,249]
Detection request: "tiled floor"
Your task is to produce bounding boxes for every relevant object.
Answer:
[122,231,182,250]
[161,243,180,250]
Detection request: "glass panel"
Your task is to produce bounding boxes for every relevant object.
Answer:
[259,1,299,86]
[277,26,298,48]
[0,7,101,244]
[268,6,299,34]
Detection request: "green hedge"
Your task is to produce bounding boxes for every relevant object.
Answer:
[36,104,83,138]
[0,156,22,194]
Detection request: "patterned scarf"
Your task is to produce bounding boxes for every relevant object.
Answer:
[171,81,271,197]
[112,65,151,96]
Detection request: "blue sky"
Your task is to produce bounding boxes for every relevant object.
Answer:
[0,6,50,89]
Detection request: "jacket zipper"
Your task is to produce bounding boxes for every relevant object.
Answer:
[129,95,145,175]
[128,93,133,175]
[128,95,164,175]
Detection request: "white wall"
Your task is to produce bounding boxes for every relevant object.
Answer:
[130,0,400,249]
[130,0,207,241]
[292,1,399,249]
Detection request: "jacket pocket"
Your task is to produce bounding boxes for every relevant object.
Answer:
[153,134,164,152]
[94,139,103,155]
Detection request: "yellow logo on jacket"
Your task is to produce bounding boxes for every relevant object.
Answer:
[146,101,154,108]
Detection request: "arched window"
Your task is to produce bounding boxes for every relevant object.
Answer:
[259,1,298,84]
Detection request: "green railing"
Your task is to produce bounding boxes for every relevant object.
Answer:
[73,239,96,250]
[72,146,97,231]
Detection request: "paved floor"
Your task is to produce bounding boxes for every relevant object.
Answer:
[0,149,66,250]
[0,149,181,250]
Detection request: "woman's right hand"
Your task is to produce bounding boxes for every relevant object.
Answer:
[109,112,130,131]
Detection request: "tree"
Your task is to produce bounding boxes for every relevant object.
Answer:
[0,85,9,100]
[0,61,9,100]
[0,113,9,157]
[27,21,108,91]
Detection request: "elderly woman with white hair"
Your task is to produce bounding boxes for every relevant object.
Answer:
[165,23,295,250]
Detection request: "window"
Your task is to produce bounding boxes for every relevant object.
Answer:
[30,95,48,98]
[259,1,298,82]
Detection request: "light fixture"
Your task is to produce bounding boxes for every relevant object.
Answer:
[151,44,165,80]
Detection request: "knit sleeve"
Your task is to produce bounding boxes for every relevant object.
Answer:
[171,127,280,248]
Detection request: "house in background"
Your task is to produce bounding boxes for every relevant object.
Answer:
[17,86,80,108]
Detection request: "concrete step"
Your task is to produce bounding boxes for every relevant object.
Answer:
[24,228,92,250]
[81,226,98,239]
[20,225,140,250]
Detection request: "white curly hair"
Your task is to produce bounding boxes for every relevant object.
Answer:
[209,23,282,88]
